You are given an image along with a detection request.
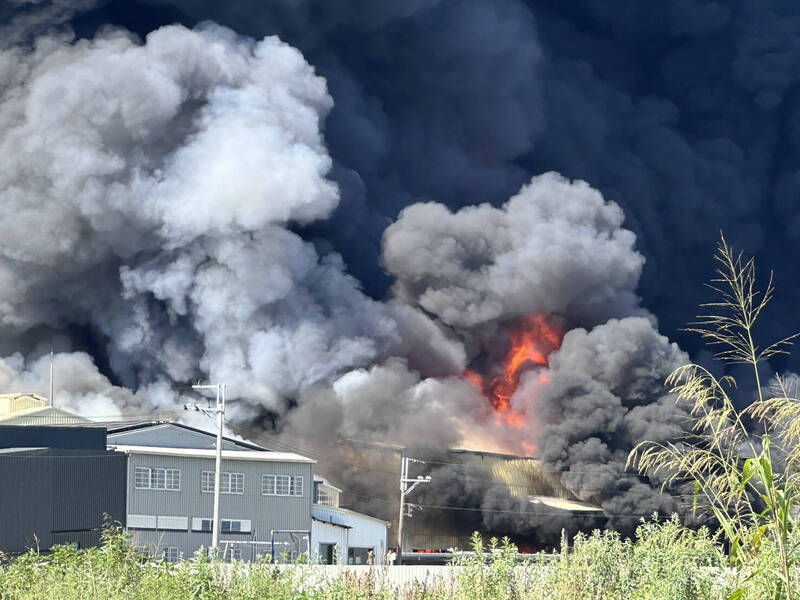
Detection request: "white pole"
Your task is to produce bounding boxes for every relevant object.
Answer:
[49,349,54,408]
[396,455,431,566]
[192,382,225,556]
[212,383,223,553]
[397,452,407,564]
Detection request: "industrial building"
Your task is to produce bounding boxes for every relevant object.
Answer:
[311,476,389,564]
[0,425,126,554]
[0,414,404,564]
[282,439,601,562]
[104,420,266,451]
[0,393,88,425]
[112,444,315,562]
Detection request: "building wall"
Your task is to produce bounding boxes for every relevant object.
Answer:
[0,425,106,450]
[126,453,313,561]
[108,425,253,451]
[0,394,46,416]
[310,520,348,564]
[312,505,388,565]
[0,448,126,554]
[0,408,90,425]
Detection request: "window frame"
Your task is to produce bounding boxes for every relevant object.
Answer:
[163,547,180,563]
[201,471,244,494]
[261,474,304,497]
[227,547,242,562]
[134,467,180,491]
[194,518,250,533]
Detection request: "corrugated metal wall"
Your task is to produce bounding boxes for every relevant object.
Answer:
[0,425,106,449]
[52,452,126,532]
[0,448,126,554]
[126,453,313,561]
[108,426,248,451]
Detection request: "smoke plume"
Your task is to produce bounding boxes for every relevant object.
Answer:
[3,0,781,542]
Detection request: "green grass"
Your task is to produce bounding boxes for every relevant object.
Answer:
[0,518,754,600]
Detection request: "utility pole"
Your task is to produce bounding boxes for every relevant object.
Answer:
[189,383,225,554]
[396,452,431,565]
[49,348,54,408]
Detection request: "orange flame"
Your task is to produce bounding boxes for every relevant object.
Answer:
[465,314,562,428]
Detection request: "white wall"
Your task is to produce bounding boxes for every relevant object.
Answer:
[310,520,347,564]
[311,506,388,565]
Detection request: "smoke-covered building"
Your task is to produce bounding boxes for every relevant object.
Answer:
[236,430,601,559]
[0,394,89,426]
[0,425,126,554]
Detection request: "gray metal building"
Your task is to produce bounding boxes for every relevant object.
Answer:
[112,444,314,562]
[104,421,266,451]
[0,426,126,554]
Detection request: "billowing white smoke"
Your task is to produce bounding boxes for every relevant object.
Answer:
[0,23,460,415]
[0,351,145,418]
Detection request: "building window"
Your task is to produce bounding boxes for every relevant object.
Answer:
[262,474,303,497]
[201,471,244,494]
[313,480,339,506]
[227,547,241,562]
[222,519,242,533]
[165,469,180,490]
[163,547,180,563]
[193,518,251,533]
[348,547,374,565]
[226,472,244,494]
[135,467,180,490]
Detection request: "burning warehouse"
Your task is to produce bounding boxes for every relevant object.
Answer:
[337,442,604,560]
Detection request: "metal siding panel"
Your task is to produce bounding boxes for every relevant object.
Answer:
[0,455,54,552]
[128,514,157,528]
[109,425,249,451]
[126,454,312,559]
[0,425,105,449]
[51,530,102,549]
[52,452,126,532]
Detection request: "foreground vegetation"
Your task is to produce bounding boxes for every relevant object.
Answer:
[0,519,744,600]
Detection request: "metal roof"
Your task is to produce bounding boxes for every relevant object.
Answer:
[311,517,351,529]
[110,444,315,463]
[100,420,267,451]
[313,504,390,526]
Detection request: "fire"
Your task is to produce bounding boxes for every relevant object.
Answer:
[465,314,562,428]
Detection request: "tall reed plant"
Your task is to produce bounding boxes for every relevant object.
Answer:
[629,235,800,600]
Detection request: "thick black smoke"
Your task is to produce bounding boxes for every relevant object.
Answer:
[1,0,793,537]
[77,0,800,359]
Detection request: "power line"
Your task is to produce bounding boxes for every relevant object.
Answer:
[408,503,681,519]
